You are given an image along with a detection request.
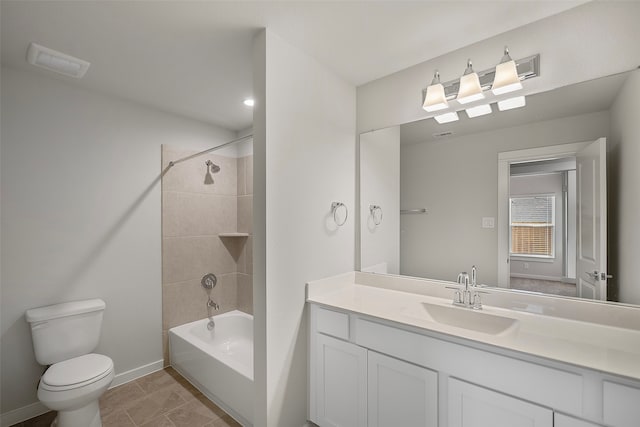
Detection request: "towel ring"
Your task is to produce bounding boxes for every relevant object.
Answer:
[331,202,348,226]
[369,204,383,226]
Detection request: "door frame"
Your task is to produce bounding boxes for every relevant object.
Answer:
[497,141,591,288]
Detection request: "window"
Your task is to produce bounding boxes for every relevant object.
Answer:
[510,195,555,258]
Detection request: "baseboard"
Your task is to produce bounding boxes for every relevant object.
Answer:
[0,359,164,427]
[0,401,49,427]
[110,359,164,388]
[510,273,566,282]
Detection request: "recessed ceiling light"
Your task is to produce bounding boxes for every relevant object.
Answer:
[243,99,255,107]
[26,43,90,78]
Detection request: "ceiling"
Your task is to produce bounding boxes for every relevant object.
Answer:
[400,70,631,146]
[1,1,586,132]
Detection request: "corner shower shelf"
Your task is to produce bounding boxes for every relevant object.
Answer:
[219,232,249,237]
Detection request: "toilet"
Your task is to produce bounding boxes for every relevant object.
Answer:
[25,299,114,427]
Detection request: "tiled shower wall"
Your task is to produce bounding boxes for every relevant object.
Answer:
[161,145,253,364]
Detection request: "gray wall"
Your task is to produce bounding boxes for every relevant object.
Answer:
[360,127,400,274]
[0,66,235,416]
[399,111,609,286]
[252,30,356,426]
[609,70,640,305]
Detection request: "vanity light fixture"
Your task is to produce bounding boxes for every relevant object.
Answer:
[434,111,459,124]
[423,70,449,112]
[243,98,255,107]
[491,47,523,95]
[465,104,492,118]
[497,95,526,111]
[456,59,484,105]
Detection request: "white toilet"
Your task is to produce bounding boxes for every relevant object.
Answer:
[25,299,114,427]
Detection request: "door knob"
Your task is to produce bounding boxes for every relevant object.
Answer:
[586,270,599,279]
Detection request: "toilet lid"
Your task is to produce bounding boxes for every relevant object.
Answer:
[41,353,113,390]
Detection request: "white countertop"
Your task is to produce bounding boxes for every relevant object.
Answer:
[307,271,640,381]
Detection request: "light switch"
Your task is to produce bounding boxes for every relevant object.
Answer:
[482,217,495,228]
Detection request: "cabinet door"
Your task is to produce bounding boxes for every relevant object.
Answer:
[555,413,603,427]
[603,381,640,427]
[368,351,438,427]
[448,378,552,427]
[315,334,367,427]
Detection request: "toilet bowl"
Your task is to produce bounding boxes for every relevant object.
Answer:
[25,299,114,427]
[37,354,114,427]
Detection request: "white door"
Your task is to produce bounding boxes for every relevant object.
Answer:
[315,334,367,427]
[448,378,553,427]
[576,138,608,300]
[367,351,438,427]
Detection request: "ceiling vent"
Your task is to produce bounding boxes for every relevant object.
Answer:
[27,43,90,78]
[432,131,454,138]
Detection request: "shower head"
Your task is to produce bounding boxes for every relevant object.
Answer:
[205,160,220,173]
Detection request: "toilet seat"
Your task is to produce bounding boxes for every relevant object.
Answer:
[40,353,113,392]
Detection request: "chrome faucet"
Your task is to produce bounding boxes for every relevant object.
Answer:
[449,268,485,310]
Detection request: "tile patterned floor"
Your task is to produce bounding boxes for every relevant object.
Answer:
[14,368,241,427]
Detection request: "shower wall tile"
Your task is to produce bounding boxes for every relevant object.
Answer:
[237,236,253,275]
[237,157,247,197]
[162,274,237,330]
[245,155,253,196]
[237,273,253,315]
[162,148,237,196]
[162,192,237,237]
[237,196,253,234]
[162,236,237,284]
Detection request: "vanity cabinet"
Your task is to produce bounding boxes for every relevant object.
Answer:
[367,351,437,427]
[448,378,552,427]
[315,333,367,427]
[309,304,635,427]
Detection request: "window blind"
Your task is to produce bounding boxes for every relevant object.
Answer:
[510,195,555,257]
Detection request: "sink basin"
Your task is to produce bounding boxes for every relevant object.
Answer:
[405,302,519,335]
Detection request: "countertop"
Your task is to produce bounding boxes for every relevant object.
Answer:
[306,271,640,381]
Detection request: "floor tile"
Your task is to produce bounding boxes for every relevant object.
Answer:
[204,414,243,427]
[165,395,226,427]
[100,381,146,418]
[102,409,136,427]
[138,414,176,427]
[125,387,186,425]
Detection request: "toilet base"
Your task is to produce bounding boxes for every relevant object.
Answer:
[52,401,102,427]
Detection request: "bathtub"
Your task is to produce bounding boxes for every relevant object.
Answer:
[169,310,253,426]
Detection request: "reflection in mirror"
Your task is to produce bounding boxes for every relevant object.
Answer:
[359,69,640,306]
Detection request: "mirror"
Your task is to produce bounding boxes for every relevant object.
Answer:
[359,69,640,305]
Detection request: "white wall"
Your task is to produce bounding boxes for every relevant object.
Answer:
[359,127,400,274]
[0,66,235,419]
[252,30,356,427]
[609,70,640,305]
[399,111,608,286]
[357,1,640,133]
[509,173,564,280]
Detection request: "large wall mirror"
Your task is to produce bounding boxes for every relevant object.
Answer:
[359,68,640,306]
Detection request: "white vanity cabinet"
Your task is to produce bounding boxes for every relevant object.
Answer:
[448,378,552,427]
[315,333,367,427]
[367,351,438,427]
[308,303,638,427]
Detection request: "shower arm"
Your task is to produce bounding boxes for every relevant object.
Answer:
[167,134,253,168]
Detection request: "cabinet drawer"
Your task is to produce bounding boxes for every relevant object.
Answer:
[555,413,602,427]
[449,378,553,427]
[603,381,640,427]
[316,306,350,340]
[355,318,583,415]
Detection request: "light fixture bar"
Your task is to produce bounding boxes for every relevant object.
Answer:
[422,54,539,101]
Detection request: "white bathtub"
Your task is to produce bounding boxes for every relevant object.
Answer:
[169,310,253,426]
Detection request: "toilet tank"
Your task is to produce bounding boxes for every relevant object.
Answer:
[25,299,106,365]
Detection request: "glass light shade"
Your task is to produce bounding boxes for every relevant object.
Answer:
[465,104,492,118]
[492,60,523,95]
[497,95,526,111]
[423,83,448,112]
[434,111,459,124]
[457,72,485,104]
